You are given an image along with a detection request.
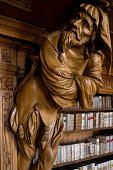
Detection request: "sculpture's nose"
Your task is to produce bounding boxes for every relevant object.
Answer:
[70,19,83,40]
[74,19,82,35]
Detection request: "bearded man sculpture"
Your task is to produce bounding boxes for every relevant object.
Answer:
[10,1,112,170]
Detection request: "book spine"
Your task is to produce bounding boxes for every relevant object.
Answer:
[87,142,91,157]
[107,112,110,127]
[63,114,67,131]
[96,138,99,155]
[97,163,101,170]
[71,144,75,161]
[67,145,72,162]
[61,145,64,163]
[104,112,107,127]
[99,96,102,109]
[66,114,70,131]
[79,114,82,130]
[110,112,113,127]
[102,96,106,108]
[63,145,67,163]
[81,113,85,130]
[95,112,99,128]
[74,143,80,160]
[69,114,74,130]
[75,113,79,130]
[100,112,104,128]
[106,136,110,153]
[57,145,61,164]
[90,113,93,129]
[88,113,90,129]
[80,143,85,159]
[85,113,88,129]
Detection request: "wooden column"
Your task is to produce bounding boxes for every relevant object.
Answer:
[0,15,46,170]
[0,43,17,170]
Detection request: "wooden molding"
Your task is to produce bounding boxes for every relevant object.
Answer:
[0,0,32,12]
[0,63,18,74]
[0,15,47,45]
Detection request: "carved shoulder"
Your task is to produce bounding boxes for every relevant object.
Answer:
[43,30,61,50]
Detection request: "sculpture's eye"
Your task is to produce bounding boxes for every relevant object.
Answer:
[74,13,80,20]
[70,13,80,22]
[83,19,90,29]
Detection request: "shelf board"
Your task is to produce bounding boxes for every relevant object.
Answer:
[53,152,113,168]
[64,126,113,133]
[62,108,113,114]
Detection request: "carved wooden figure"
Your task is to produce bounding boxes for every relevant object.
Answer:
[10,1,112,170]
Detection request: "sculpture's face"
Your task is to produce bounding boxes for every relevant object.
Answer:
[69,11,94,43]
[59,11,95,52]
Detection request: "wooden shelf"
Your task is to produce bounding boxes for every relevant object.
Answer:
[53,152,113,168]
[62,108,113,114]
[64,126,113,133]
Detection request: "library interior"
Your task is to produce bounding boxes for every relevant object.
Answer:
[0,0,113,170]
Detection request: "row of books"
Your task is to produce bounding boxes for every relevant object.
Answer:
[55,160,113,170]
[63,95,112,110]
[61,111,113,131]
[54,135,113,165]
[61,113,74,131]
[75,112,113,130]
[92,95,112,109]
[73,159,113,170]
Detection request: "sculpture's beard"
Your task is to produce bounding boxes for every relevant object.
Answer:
[58,29,90,53]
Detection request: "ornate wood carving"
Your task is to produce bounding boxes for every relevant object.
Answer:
[0,74,13,90]
[0,41,20,170]
[99,76,113,94]
[4,128,11,170]
[0,45,16,65]
[0,79,17,170]
[0,35,36,170]
[0,1,112,170]
[1,49,12,63]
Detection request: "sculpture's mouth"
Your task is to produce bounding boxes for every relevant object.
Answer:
[72,29,80,41]
[66,28,80,41]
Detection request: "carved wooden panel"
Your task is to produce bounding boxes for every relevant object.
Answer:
[0,75,17,170]
[0,37,34,169]
[0,42,17,170]
[0,74,13,90]
[99,76,113,94]
[0,45,16,65]
[1,49,12,63]
[3,92,14,170]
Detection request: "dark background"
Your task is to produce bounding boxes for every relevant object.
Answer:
[0,0,113,32]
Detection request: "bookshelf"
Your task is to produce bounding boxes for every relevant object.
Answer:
[53,94,113,170]
[53,152,113,168]
[62,108,113,113]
